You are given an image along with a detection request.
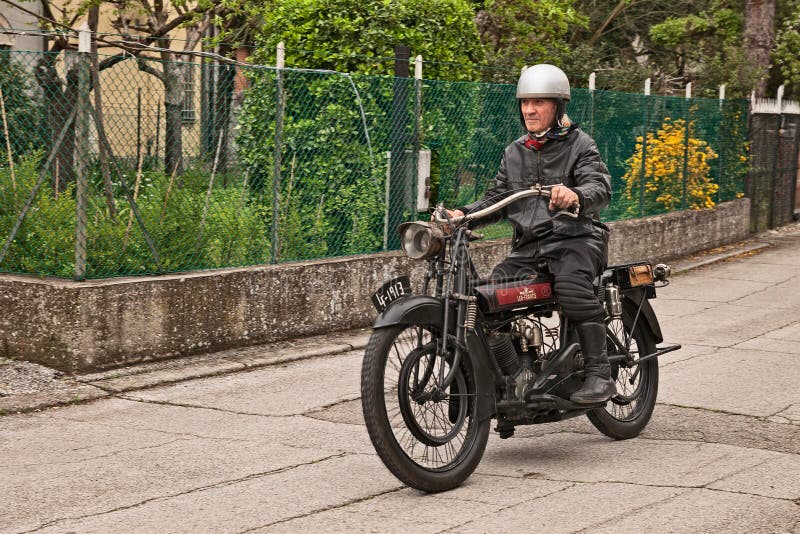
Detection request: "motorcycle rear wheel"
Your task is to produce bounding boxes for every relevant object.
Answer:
[361,324,490,492]
[587,316,659,439]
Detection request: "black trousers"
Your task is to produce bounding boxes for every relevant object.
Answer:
[490,234,607,324]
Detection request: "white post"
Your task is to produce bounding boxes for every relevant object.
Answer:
[719,84,726,101]
[75,22,91,280]
[413,55,423,211]
[644,78,651,96]
[521,65,528,75]
[589,72,596,92]
[276,41,285,69]
[777,84,785,113]
[685,82,692,99]
[271,40,286,263]
[78,22,91,53]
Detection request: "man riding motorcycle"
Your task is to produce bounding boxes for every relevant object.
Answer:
[442,64,615,404]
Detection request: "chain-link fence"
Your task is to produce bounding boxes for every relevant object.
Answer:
[0,49,749,279]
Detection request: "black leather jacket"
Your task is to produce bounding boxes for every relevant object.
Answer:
[460,126,612,256]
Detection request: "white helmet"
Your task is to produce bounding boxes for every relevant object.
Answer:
[516,64,570,101]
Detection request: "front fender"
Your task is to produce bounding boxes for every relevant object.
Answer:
[373,295,449,330]
[372,295,497,419]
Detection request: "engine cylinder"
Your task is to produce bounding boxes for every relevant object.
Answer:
[488,333,520,376]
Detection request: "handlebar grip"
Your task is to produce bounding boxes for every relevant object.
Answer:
[554,202,580,219]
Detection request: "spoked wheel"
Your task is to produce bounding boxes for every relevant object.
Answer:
[587,314,659,439]
[361,324,490,492]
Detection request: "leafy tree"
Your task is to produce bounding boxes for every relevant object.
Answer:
[648,9,754,97]
[250,0,485,81]
[539,0,760,96]
[476,0,588,81]
[775,8,800,95]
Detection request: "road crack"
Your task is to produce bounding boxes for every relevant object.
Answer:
[236,486,406,532]
[437,483,577,533]
[19,452,351,534]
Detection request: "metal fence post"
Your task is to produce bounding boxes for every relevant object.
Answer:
[270,41,285,264]
[681,82,692,210]
[717,84,726,202]
[413,54,422,170]
[639,78,650,217]
[74,24,91,280]
[588,72,596,138]
[388,45,411,250]
[769,89,783,229]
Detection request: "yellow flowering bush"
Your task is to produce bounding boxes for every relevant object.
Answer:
[622,118,719,215]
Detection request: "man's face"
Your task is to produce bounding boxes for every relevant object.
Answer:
[520,98,557,134]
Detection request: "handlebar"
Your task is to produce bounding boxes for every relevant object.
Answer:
[432,184,580,227]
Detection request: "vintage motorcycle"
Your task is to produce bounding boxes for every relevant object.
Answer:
[361,184,680,492]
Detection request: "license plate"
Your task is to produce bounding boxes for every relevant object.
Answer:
[371,276,412,313]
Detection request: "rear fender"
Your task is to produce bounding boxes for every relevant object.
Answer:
[621,287,664,344]
[372,296,496,420]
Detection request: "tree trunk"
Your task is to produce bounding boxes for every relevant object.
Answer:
[744,0,776,97]
[163,61,184,176]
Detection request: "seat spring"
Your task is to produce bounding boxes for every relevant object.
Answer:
[465,302,477,329]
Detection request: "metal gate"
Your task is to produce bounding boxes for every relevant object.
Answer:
[748,96,800,232]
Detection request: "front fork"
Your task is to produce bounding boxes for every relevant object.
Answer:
[436,229,475,391]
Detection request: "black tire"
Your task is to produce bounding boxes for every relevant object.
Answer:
[587,315,659,439]
[361,324,490,492]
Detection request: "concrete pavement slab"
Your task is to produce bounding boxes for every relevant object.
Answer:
[707,455,800,500]
[648,296,716,318]
[3,436,330,533]
[744,243,800,265]
[35,454,402,534]
[0,407,180,467]
[255,477,572,534]
[730,278,800,310]
[640,405,800,454]
[659,347,800,417]
[729,319,800,352]
[657,343,721,367]
[659,303,798,347]
[129,350,363,416]
[588,487,799,533]
[760,321,800,340]
[687,258,799,284]
[445,482,682,533]
[655,275,771,303]
[43,397,376,455]
[733,336,800,354]
[769,403,800,425]
[474,432,779,488]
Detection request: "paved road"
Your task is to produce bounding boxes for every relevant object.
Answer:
[3,232,800,533]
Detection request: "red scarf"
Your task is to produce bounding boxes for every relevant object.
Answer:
[524,135,546,151]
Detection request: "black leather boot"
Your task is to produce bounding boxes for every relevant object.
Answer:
[570,321,617,404]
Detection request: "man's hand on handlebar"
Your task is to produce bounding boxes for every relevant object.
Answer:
[431,208,464,232]
[442,209,464,220]
[549,185,579,212]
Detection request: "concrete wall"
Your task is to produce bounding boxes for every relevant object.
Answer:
[0,198,750,373]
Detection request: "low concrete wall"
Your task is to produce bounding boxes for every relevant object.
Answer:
[0,198,750,373]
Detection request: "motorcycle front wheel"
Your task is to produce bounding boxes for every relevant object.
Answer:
[587,315,659,439]
[361,324,490,492]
